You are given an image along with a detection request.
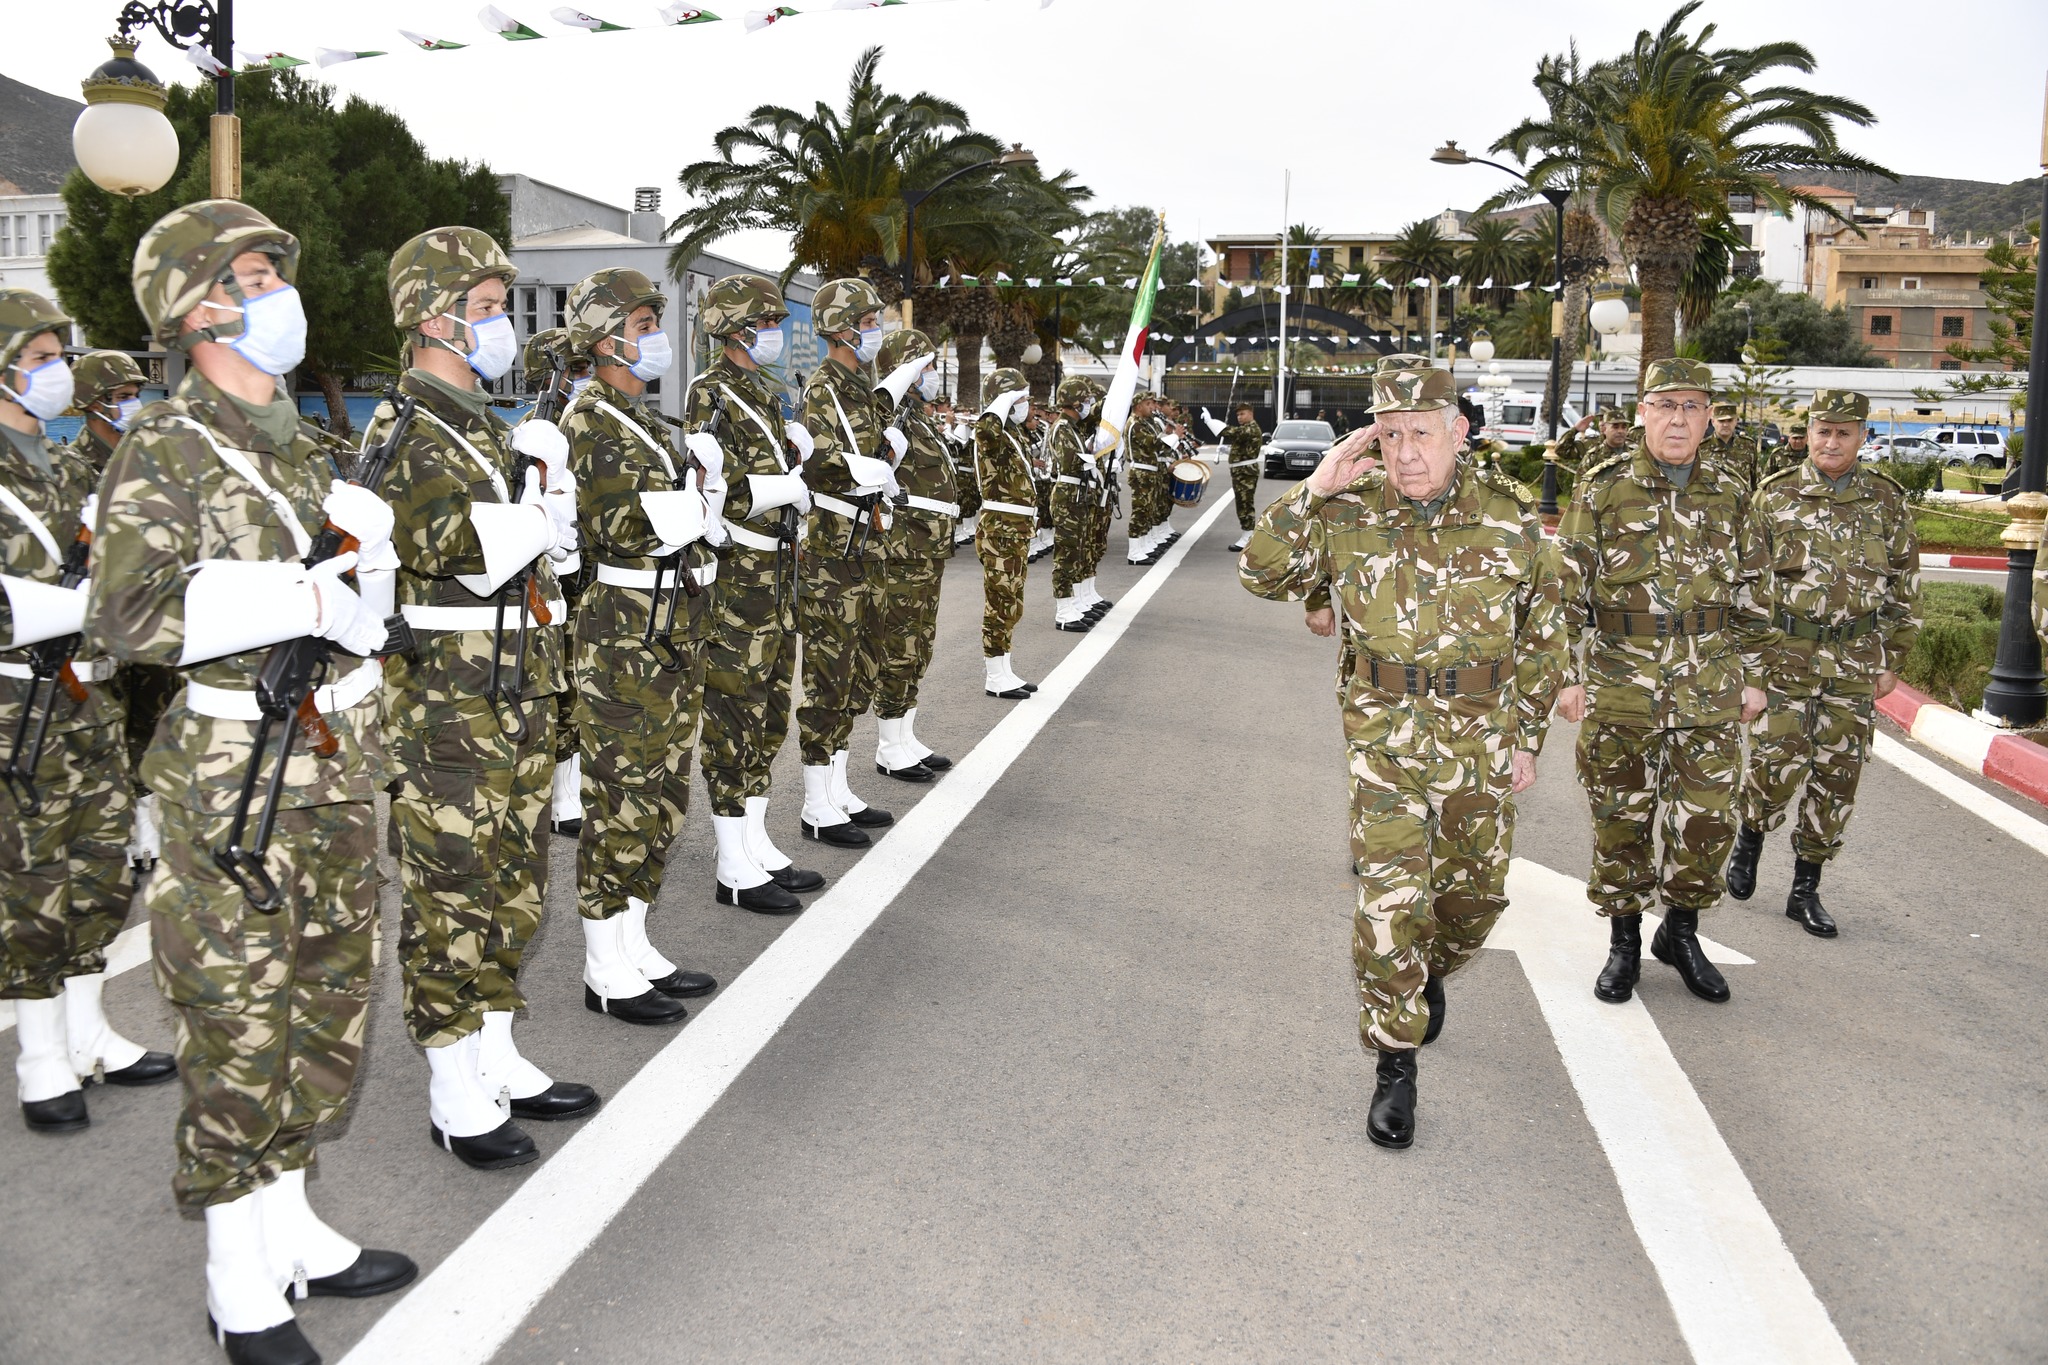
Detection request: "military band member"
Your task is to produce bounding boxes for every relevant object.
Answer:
[562,268,720,1026]
[1726,390,1918,936]
[2,291,173,1138]
[92,201,414,1364]
[685,273,820,908]
[1048,376,1105,632]
[523,326,592,838]
[1554,359,1773,1008]
[1240,366,1565,1151]
[1217,402,1265,551]
[975,367,1040,699]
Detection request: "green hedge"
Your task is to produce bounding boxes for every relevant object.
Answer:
[1913,507,2009,551]
[1498,445,1576,499]
[1899,582,2004,711]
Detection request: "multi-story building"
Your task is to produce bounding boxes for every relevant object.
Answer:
[1820,239,1999,370]
[0,191,78,345]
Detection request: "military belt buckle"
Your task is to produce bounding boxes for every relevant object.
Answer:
[1403,663,1424,694]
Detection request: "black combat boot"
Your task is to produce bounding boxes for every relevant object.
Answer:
[1650,909,1731,1003]
[1593,914,1642,1003]
[1366,1049,1418,1150]
[1785,858,1838,938]
[1724,825,1765,901]
[1421,973,1446,1046]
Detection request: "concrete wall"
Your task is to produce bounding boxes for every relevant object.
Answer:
[499,173,628,241]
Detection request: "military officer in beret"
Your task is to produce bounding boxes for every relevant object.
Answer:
[1725,389,1918,936]
[1241,365,1566,1151]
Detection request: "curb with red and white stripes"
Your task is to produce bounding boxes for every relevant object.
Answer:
[1878,680,2048,807]
[1921,553,2009,572]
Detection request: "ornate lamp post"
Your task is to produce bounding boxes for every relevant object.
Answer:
[75,1,239,200]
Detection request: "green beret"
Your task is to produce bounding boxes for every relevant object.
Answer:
[1807,388,1870,422]
[1642,357,1715,396]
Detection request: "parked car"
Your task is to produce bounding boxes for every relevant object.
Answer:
[1858,435,1947,465]
[1926,427,2007,466]
[1262,419,1338,479]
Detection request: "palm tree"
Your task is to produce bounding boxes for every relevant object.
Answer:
[1680,214,1749,332]
[1385,217,1459,332]
[1492,3,1892,386]
[1459,217,1534,313]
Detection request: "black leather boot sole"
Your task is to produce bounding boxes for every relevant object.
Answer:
[508,1081,601,1121]
[846,806,893,829]
[208,1313,320,1365]
[986,685,1032,700]
[1053,619,1092,633]
[583,985,690,1025]
[21,1091,88,1133]
[766,863,827,892]
[297,1248,419,1299]
[1650,914,1731,1003]
[102,1050,179,1086]
[800,818,871,847]
[643,969,717,999]
[1725,826,1764,901]
[1421,974,1445,1046]
[430,1118,538,1170]
[875,760,935,782]
[1594,915,1643,1004]
[1367,1050,1418,1150]
[716,879,805,915]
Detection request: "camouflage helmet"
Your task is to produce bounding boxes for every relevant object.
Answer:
[132,199,299,347]
[388,226,517,330]
[524,326,569,386]
[0,288,74,376]
[813,277,884,336]
[700,273,786,338]
[875,327,936,375]
[70,349,147,402]
[982,366,1028,410]
[1055,375,1098,408]
[568,268,664,357]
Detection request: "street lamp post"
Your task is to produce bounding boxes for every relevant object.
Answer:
[77,1,239,199]
[898,142,1037,331]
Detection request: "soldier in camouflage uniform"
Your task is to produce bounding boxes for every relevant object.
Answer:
[1727,389,1918,936]
[525,326,593,838]
[1763,421,1807,483]
[373,227,595,1172]
[1240,365,1565,1151]
[1699,400,1767,490]
[1554,358,1774,1009]
[1125,392,1176,564]
[794,278,899,846]
[1219,402,1266,551]
[90,201,414,1364]
[1047,376,1105,633]
[975,367,1040,699]
[562,268,721,1026]
[1,291,174,1137]
[1550,405,1631,474]
[871,327,958,779]
[684,273,818,910]
[65,348,146,475]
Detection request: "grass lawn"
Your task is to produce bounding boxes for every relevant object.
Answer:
[1914,505,2009,553]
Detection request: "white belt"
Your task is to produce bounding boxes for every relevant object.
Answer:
[980,499,1036,518]
[400,599,566,632]
[183,659,382,721]
[1054,475,1084,487]
[1229,457,1261,468]
[595,560,718,590]
[902,495,958,517]
[1128,462,1159,472]
[0,657,114,683]
[721,520,783,553]
[811,492,891,530]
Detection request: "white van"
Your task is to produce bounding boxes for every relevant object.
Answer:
[1482,390,1585,449]
[1925,427,2007,466]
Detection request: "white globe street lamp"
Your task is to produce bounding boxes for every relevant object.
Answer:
[73,35,178,198]
[1588,292,1630,340]
[1468,327,1495,364]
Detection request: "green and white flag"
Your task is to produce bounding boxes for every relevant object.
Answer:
[744,7,800,31]
[1094,217,1164,457]
[658,2,722,22]
[399,30,469,51]
[478,6,545,39]
[314,47,388,67]
[551,7,631,30]
[238,49,309,69]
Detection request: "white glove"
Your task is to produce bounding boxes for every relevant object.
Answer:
[1202,411,1226,439]
[882,428,909,464]
[520,464,579,561]
[79,492,98,533]
[0,575,88,649]
[684,431,725,480]
[510,419,571,489]
[323,481,397,572]
[745,472,809,515]
[883,469,904,502]
[703,479,730,547]
[786,423,815,463]
[307,552,387,657]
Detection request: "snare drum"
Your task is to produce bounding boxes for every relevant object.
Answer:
[1168,457,1211,506]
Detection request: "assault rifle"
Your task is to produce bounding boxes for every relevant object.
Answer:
[488,363,573,739]
[639,413,708,673]
[1,517,92,815]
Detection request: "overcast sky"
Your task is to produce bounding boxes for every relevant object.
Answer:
[11,0,2046,271]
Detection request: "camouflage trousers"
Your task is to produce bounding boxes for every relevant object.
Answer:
[703,554,796,817]
[796,553,882,766]
[1739,685,1876,864]
[387,700,555,1048]
[875,555,945,719]
[553,570,589,763]
[1051,485,1092,599]
[1230,461,1262,531]
[1349,735,1515,1052]
[575,613,706,920]
[0,719,131,999]
[109,662,180,776]
[978,512,1033,657]
[1091,493,1113,574]
[1578,720,1742,917]
[148,798,374,1209]
[1126,469,1158,536]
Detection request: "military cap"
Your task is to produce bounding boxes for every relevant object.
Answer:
[1595,405,1629,426]
[982,366,1028,410]
[1710,401,1737,419]
[69,349,146,402]
[701,273,786,338]
[568,268,663,356]
[813,277,884,336]
[0,289,75,375]
[875,327,936,374]
[388,226,517,330]
[132,199,299,347]
[1640,357,1714,396]
[1788,422,1809,437]
[1807,388,1869,422]
[1368,366,1457,413]
[1375,352,1433,376]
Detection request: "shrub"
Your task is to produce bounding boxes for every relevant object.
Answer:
[1899,582,2004,710]
[1876,459,1939,501]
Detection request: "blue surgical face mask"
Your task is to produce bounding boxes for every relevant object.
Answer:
[745,325,784,367]
[569,376,593,400]
[1,356,75,423]
[917,371,941,401]
[855,326,884,364]
[456,313,521,382]
[217,283,307,376]
[627,329,673,382]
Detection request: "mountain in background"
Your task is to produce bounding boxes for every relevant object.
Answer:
[1791,172,2040,237]
[0,73,83,194]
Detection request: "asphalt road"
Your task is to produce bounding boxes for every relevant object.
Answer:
[3,475,2044,1364]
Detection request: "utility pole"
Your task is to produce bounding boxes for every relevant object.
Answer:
[1276,169,1290,425]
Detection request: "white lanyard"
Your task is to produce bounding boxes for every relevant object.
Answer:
[0,479,61,563]
[827,386,866,464]
[719,384,789,473]
[414,408,510,502]
[593,398,678,481]
[978,423,1026,498]
[168,416,313,558]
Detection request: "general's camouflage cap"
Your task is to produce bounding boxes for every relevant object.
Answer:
[388,226,516,329]
[70,349,146,401]
[875,326,936,374]
[982,366,1027,408]
[1641,357,1714,396]
[1788,422,1809,437]
[1596,405,1629,425]
[1055,375,1101,407]
[1710,401,1737,419]
[132,199,299,346]
[1807,389,1869,422]
[701,273,786,338]
[568,268,663,356]
[1376,352,1433,375]
[813,277,884,335]
[1368,366,1457,413]
[0,288,74,375]
[523,326,569,385]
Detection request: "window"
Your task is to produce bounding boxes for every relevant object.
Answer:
[1728,192,1755,214]
[36,214,53,254]
[1901,277,1920,290]
[0,217,9,256]
[1939,360,1961,371]
[1869,315,1893,336]
[1941,315,1965,337]
[551,287,567,329]
[1860,276,1876,289]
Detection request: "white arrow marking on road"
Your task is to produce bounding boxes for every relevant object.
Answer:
[1489,858,1853,1365]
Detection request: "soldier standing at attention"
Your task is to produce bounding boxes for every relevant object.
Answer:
[522,326,592,839]
[1240,366,1564,1151]
[870,328,957,779]
[562,268,721,1027]
[92,201,414,1365]
[1125,392,1176,564]
[1770,421,1809,481]
[1700,400,1765,489]
[1726,390,1918,935]
[373,228,595,1171]
[65,349,146,476]
[2,292,174,1136]
[974,367,1040,699]
[1047,376,1104,634]
[1554,359,1773,1008]
[685,273,819,909]
[1218,402,1265,552]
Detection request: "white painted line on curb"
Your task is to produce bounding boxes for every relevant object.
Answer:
[1491,859,1855,1365]
[0,919,151,1036]
[339,494,1238,1365]
[1872,731,2048,858]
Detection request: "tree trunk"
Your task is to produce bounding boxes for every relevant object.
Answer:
[1553,278,1588,423]
[1622,197,1702,392]
[954,332,984,411]
[1634,258,1685,392]
[315,369,350,438]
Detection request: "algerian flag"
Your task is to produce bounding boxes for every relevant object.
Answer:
[1510,280,1530,290]
[184,46,229,76]
[658,2,720,21]
[744,6,799,29]
[1341,273,1359,284]
[399,30,468,50]
[1093,217,1164,458]
[552,7,630,30]
[315,47,388,67]
[479,5,544,38]
[831,0,904,7]
[238,49,308,69]
[1308,274,1325,289]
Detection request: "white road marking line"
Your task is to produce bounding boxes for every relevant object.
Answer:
[339,493,1237,1365]
[1872,731,2048,858]
[1490,859,1855,1365]
[0,920,151,1035]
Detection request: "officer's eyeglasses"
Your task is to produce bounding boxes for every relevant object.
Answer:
[1642,400,1707,416]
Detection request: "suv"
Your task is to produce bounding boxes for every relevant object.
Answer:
[1926,427,2007,466]
[1262,419,1338,479]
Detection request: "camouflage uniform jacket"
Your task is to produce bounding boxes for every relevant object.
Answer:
[1221,421,1263,465]
[1241,463,1567,756]
[65,425,118,478]
[562,378,716,645]
[0,425,115,736]
[367,369,566,739]
[86,368,377,812]
[1552,427,1624,471]
[1129,414,1173,473]
[973,413,1037,525]
[686,354,795,571]
[1048,417,1092,487]
[1699,431,1766,490]
[799,356,889,557]
[1746,460,1919,695]
[1556,446,1773,729]
[882,403,957,558]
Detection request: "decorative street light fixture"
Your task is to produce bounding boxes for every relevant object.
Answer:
[1584,285,1629,414]
[898,142,1037,330]
[75,0,240,200]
